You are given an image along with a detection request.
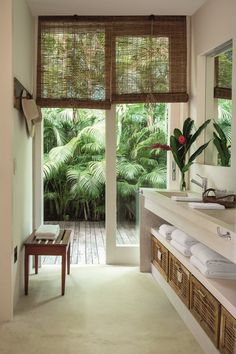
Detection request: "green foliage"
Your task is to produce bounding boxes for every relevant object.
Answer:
[169,117,211,189]
[43,104,168,221]
[217,99,232,143]
[216,50,232,89]
[213,121,231,167]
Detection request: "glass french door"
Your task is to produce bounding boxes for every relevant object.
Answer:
[106,102,169,264]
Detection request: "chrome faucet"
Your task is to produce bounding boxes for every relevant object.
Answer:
[191,174,208,192]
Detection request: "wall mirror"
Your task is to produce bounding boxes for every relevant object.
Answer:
[204,40,232,167]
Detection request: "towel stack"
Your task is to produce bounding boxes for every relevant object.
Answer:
[35,224,60,240]
[190,243,236,279]
[158,224,176,240]
[170,229,198,257]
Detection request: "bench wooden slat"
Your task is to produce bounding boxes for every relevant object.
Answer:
[61,230,71,245]
[25,233,36,244]
[24,229,71,247]
[55,230,65,244]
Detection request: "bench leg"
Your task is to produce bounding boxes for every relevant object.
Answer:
[67,243,71,275]
[35,255,38,274]
[24,252,29,295]
[62,252,66,296]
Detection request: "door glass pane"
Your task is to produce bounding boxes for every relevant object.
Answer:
[116,103,168,246]
[43,108,106,265]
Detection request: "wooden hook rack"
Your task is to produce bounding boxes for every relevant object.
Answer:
[14,77,32,112]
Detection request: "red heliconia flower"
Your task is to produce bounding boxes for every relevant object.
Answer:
[151,143,172,151]
[178,135,186,145]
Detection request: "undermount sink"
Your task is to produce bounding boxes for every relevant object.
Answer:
[196,208,236,226]
[157,190,202,202]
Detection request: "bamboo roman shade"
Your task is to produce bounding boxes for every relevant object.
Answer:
[214,48,232,100]
[37,16,188,108]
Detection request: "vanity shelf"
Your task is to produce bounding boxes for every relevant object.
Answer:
[151,229,236,353]
[140,189,236,353]
[151,228,236,319]
[143,188,236,263]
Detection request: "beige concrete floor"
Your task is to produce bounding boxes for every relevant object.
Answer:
[0,266,203,354]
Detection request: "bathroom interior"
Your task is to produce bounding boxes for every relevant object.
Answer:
[0,0,236,353]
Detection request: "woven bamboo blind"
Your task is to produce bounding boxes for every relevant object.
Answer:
[37,16,188,108]
[214,48,232,100]
[112,16,188,103]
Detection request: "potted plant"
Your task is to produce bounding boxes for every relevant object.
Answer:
[152,117,211,190]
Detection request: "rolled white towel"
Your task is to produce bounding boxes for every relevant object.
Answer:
[188,202,225,209]
[35,224,60,240]
[171,229,198,247]
[170,239,192,257]
[159,224,176,240]
[190,255,236,279]
[191,243,232,266]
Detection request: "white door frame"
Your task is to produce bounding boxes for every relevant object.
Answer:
[35,104,186,266]
[105,105,139,265]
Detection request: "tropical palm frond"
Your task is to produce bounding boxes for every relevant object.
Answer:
[78,121,105,146]
[81,142,104,154]
[117,161,145,180]
[44,191,59,200]
[139,167,166,186]
[88,160,106,183]
[67,168,103,199]
[117,181,137,198]
[139,157,159,169]
[48,137,78,164]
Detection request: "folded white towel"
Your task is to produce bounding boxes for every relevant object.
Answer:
[190,256,236,279]
[171,196,202,202]
[170,239,192,257]
[35,224,60,240]
[171,229,198,247]
[191,243,232,266]
[159,224,176,240]
[188,202,225,209]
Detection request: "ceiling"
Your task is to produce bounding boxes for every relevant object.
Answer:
[27,0,207,16]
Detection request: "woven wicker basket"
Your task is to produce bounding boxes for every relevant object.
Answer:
[152,236,169,280]
[169,253,190,308]
[190,275,221,347]
[203,189,236,208]
[220,307,236,354]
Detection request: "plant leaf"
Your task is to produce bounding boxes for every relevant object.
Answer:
[213,121,227,142]
[187,119,211,151]
[183,117,194,138]
[173,128,182,139]
[182,162,193,172]
[213,134,230,166]
[188,141,210,163]
[170,136,184,170]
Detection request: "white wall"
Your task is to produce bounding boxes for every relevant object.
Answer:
[0,0,34,321]
[0,0,14,322]
[190,0,236,191]
[12,0,34,307]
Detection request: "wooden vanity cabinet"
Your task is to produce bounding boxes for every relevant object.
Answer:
[190,275,221,348]
[169,253,190,308]
[219,307,236,354]
[152,236,169,280]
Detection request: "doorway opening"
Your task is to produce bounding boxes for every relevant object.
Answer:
[42,103,168,265]
[43,108,106,265]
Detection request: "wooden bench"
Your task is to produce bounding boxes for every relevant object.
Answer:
[24,229,72,296]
